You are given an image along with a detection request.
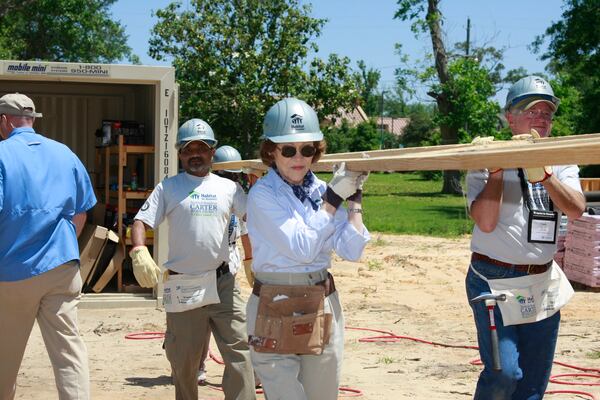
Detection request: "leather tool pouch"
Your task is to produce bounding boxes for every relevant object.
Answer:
[252,284,332,355]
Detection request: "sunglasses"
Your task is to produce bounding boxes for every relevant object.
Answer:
[277,144,316,158]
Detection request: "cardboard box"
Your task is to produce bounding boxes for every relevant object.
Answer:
[77,225,120,292]
[92,244,125,293]
[84,229,119,292]
[78,225,109,284]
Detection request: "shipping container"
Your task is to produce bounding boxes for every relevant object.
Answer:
[0,60,178,293]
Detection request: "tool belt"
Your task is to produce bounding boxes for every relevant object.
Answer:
[471,252,551,275]
[248,273,335,355]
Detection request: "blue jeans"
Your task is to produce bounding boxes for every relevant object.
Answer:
[465,258,561,400]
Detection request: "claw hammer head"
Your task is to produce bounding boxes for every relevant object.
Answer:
[470,293,507,304]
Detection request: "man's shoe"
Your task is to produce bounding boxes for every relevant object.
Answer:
[197,369,207,385]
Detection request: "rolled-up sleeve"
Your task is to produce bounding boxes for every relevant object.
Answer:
[466,170,488,209]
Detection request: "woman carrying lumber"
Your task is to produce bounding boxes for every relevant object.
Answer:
[245,97,370,400]
[466,75,586,399]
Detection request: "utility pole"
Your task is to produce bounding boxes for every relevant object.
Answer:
[466,17,471,56]
[379,90,386,149]
[465,17,471,136]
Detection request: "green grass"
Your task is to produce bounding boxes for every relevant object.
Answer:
[367,259,384,271]
[586,350,600,360]
[378,356,396,364]
[318,172,473,237]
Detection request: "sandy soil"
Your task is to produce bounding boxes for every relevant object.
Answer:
[16,234,600,399]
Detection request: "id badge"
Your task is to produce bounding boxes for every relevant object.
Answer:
[527,210,558,244]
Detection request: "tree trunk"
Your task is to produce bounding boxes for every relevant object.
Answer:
[426,0,463,194]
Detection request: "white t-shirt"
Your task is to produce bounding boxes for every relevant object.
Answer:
[135,172,246,274]
[467,166,582,265]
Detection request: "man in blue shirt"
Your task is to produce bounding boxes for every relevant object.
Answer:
[0,93,97,400]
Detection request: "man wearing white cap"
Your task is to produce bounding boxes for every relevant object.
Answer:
[465,77,586,399]
[0,93,97,399]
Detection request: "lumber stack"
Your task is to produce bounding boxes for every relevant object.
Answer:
[213,133,600,172]
[563,215,600,287]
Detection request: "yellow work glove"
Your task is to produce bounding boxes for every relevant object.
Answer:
[243,258,255,287]
[471,136,502,174]
[511,129,553,183]
[129,246,161,288]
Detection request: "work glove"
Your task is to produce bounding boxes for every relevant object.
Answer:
[129,246,161,288]
[328,162,364,200]
[347,171,370,203]
[471,136,502,174]
[511,129,553,183]
[471,136,496,146]
[243,258,255,287]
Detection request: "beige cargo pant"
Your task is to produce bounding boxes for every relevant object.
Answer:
[0,261,90,400]
[246,269,345,400]
[164,272,256,400]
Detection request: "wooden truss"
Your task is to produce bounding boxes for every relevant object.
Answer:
[212,133,600,173]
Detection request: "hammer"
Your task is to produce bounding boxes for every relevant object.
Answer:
[470,293,507,371]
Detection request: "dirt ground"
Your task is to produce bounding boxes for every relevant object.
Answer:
[16,234,600,399]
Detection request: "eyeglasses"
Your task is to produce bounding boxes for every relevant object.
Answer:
[277,144,316,158]
[517,109,553,121]
[180,143,212,155]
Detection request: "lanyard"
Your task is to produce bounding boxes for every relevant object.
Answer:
[517,168,553,212]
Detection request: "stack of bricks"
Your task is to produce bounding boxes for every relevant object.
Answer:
[563,214,600,287]
[554,215,569,268]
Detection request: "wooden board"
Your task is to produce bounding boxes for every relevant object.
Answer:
[212,133,600,172]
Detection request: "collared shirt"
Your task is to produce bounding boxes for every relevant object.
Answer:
[135,172,246,274]
[467,166,582,265]
[0,127,97,281]
[247,168,370,273]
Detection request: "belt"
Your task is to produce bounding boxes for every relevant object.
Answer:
[168,262,230,278]
[471,252,551,275]
[252,272,337,297]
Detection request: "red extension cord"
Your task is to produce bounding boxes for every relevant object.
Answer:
[126,327,600,399]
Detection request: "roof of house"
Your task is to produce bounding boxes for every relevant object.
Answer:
[324,105,411,137]
[376,117,411,137]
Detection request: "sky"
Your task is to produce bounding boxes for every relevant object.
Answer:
[111,0,566,105]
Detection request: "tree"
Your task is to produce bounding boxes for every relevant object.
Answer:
[149,0,361,157]
[356,60,382,116]
[0,0,137,63]
[395,0,462,194]
[348,121,381,152]
[433,58,500,142]
[533,0,600,134]
[395,0,501,194]
[400,103,437,148]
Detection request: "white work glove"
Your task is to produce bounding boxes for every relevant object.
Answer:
[471,136,502,174]
[129,246,161,288]
[355,171,369,190]
[328,162,363,200]
[243,258,254,287]
[471,136,496,146]
[511,129,553,183]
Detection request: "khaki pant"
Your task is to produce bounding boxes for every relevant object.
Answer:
[246,270,345,400]
[0,262,89,400]
[164,272,256,400]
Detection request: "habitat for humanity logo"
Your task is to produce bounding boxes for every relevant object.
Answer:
[290,113,304,130]
[195,123,207,134]
[188,191,217,216]
[516,293,536,318]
